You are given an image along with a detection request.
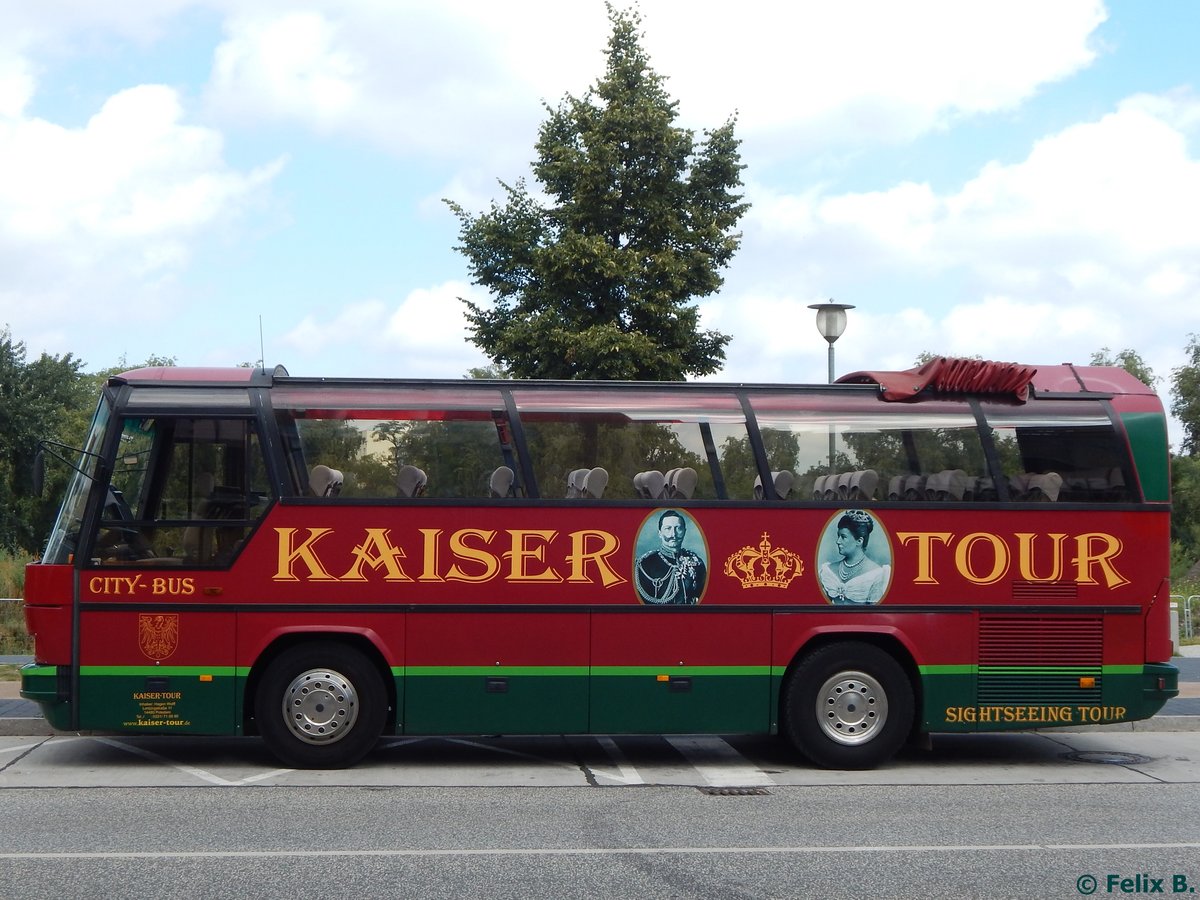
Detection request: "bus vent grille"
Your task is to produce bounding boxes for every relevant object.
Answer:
[977,670,1102,704]
[978,615,1104,704]
[1011,581,1078,601]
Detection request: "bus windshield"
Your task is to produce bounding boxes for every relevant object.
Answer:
[42,398,110,565]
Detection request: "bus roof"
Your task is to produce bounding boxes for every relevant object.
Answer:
[110,359,1154,399]
[113,366,286,386]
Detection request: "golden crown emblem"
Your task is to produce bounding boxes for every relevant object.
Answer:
[723,532,805,589]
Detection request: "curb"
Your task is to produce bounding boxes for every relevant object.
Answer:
[1036,715,1200,734]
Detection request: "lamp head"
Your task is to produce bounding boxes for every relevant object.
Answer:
[808,300,855,344]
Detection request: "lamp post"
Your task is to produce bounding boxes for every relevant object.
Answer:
[809,299,854,473]
[808,299,855,383]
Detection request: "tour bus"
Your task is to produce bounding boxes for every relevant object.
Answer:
[21,357,1178,769]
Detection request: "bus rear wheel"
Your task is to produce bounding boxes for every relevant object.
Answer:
[255,642,386,769]
[782,642,914,770]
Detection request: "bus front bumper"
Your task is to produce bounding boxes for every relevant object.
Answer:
[19,664,73,730]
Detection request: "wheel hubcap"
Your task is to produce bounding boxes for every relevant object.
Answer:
[281,668,359,745]
[816,670,888,745]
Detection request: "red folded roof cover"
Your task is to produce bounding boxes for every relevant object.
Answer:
[837,357,1037,402]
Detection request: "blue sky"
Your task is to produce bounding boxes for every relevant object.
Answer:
[2,1,1198,446]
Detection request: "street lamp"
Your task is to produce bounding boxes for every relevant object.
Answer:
[809,299,854,473]
[808,299,855,383]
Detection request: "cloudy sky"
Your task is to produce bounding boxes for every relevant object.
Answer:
[3,1,1198,444]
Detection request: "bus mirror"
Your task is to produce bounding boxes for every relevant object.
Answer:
[32,448,45,497]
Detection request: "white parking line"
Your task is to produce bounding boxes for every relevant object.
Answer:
[592,736,645,785]
[93,737,292,786]
[665,735,775,787]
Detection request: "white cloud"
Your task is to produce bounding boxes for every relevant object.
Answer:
[0,55,34,118]
[280,281,490,377]
[1,84,282,254]
[210,11,365,132]
[201,0,1107,163]
[752,90,1200,289]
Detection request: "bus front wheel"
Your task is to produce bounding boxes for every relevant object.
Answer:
[255,642,386,769]
[782,642,914,770]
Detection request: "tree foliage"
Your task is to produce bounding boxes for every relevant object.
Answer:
[1090,347,1157,388]
[446,4,747,380]
[0,328,89,551]
[1171,334,1200,457]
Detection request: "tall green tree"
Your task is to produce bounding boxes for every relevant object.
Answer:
[446,4,747,380]
[1172,334,1200,457]
[0,327,89,551]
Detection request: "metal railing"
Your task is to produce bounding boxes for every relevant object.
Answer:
[1172,594,1199,645]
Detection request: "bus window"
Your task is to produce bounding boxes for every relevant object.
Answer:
[93,417,270,566]
[747,393,988,501]
[981,400,1134,502]
[509,387,747,499]
[272,384,519,499]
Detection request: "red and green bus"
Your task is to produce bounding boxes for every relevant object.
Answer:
[21,357,1178,769]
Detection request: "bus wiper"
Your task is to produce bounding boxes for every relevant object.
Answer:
[32,440,103,496]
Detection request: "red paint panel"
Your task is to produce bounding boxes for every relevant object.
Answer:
[22,563,72,606]
[79,610,236,667]
[237,612,405,668]
[591,612,769,667]
[771,611,965,668]
[407,612,589,667]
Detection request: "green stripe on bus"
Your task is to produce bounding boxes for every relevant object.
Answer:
[20,664,57,676]
[921,664,1143,676]
[402,665,769,677]
[919,664,975,676]
[80,665,239,677]
[404,666,589,677]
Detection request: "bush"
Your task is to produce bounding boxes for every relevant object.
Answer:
[0,550,31,655]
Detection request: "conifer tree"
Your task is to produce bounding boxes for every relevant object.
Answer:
[447,5,747,380]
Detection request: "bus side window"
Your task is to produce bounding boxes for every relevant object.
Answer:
[982,400,1134,503]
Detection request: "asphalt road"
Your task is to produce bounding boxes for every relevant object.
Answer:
[3,659,1199,899]
[0,781,1197,899]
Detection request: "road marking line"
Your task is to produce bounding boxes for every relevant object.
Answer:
[93,738,291,787]
[665,735,775,787]
[592,736,644,785]
[3,842,1200,860]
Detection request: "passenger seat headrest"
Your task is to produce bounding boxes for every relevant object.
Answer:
[309,465,344,497]
[397,464,428,498]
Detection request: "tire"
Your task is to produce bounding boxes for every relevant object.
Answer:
[255,642,386,769]
[781,641,914,770]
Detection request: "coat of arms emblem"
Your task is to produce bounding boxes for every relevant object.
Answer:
[138,613,179,661]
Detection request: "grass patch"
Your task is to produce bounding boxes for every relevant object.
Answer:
[0,549,25,599]
[0,550,32,655]
[0,664,19,681]
[0,600,31,655]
